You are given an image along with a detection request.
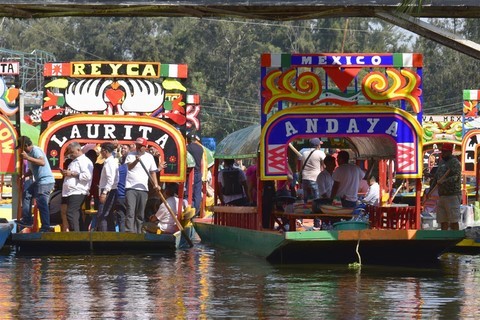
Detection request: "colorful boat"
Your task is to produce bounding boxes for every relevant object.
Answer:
[451,90,480,252]
[194,52,465,265]
[1,60,200,252]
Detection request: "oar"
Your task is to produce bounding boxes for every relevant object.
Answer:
[138,158,194,248]
[422,169,450,206]
[390,179,406,203]
[16,136,25,222]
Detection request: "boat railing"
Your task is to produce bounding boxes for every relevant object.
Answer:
[213,206,259,230]
[366,205,417,230]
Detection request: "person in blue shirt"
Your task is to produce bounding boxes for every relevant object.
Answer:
[115,144,131,232]
[15,136,55,232]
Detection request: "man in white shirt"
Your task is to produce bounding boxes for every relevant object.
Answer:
[97,142,119,231]
[360,176,380,206]
[125,137,160,233]
[61,142,94,231]
[316,154,336,199]
[330,151,365,208]
[151,183,188,234]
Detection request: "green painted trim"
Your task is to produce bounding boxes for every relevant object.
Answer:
[285,230,339,240]
[414,230,465,240]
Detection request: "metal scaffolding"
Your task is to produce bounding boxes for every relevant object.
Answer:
[0,48,56,93]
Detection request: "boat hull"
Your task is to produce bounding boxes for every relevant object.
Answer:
[11,231,180,253]
[0,223,12,249]
[193,221,464,265]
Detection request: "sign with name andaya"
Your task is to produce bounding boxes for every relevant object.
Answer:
[37,115,186,181]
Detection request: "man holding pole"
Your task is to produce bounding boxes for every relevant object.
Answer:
[15,136,55,232]
[125,137,160,233]
[432,143,462,230]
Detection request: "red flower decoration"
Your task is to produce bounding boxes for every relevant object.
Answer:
[50,150,58,157]
[169,156,176,163]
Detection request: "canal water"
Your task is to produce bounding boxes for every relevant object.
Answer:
[1,238,480,319]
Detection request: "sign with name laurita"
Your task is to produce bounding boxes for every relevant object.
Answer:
[35,60,195,182]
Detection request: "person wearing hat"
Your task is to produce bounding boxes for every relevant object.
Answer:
[15,136,55,231]
[125,137,160,233]
[300,138,326,203]
[96,142,119,231]
[431,143,462,230]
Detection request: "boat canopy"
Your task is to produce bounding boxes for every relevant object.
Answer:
[214,124,400,161]
[214,124,260,159]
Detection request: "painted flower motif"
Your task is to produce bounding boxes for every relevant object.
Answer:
[50,150,58,157]
[169,156,176,163]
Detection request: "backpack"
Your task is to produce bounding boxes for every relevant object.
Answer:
[222,168,244,196]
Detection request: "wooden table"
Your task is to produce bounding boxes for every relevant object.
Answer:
[272,211,354,231]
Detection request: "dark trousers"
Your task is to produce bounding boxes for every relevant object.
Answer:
[66,194,87,232]
[115,197,126,232]
[97,190,117,231]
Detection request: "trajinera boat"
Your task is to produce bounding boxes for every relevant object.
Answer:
[1,60,200,252]
[193,52,465,266]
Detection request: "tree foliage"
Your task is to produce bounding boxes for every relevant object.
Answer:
[0,16,479,141]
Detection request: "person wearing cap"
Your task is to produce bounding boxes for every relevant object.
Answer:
[431,143,462,230]
[96,142,119,231]
[186,132,204,216]
[15,136,55,231]
[330,150,366,208]
[300,138,326,203]
[125,137,160,233]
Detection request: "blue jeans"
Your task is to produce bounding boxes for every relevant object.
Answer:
[97,190,118,231]
[22,181,54,231]
[302,179,319,203]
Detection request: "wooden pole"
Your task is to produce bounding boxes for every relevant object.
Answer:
[422,169,450,206]
[16,136,25,222]
[138,159,194,248]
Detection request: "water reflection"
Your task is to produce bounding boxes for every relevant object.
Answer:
[1,245,480,319]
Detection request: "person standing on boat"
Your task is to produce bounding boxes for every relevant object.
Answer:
[431,143,462,230]
[61,142,94,231]
[125,137,160,233]
[15,136,55,232]
[300,138,325,203]
[186,133,204,216]
[96,142,119,231]
[115,144,131,232]
[330,151,365,208]
[218,159,249,206]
